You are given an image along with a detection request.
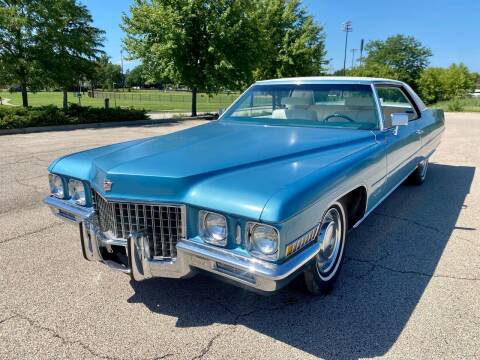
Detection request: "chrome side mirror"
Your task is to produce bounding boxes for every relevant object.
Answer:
[391,113,409,135]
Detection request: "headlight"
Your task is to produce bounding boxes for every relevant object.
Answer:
[200,211,227,246]
[48,174,64,199]
[247,223,279,261]
[68,179,86,206]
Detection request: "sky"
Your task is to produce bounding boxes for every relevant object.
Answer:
[81,0,480,73]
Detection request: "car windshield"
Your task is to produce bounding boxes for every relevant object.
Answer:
[222,83,380,130]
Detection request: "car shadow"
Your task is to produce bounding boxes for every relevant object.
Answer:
[127,163,475,359]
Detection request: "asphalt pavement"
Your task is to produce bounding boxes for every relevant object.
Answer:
[0,113,479,359]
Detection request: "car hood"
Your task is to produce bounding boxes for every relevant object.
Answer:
[51,121,377,220]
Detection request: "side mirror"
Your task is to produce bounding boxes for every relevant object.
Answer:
[391,113,409,135]
[218,108,225,116]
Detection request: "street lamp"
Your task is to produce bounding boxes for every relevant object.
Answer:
[342,21,353,76]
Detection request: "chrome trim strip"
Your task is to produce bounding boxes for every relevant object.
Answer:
[371,83,385,131]
[178,238,319,282]
[44,196,94,223]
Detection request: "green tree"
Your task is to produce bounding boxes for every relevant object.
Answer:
[350,35,432,89]
[418,64,476,104]
[441,63,476,99]
[123,0,262,116]
[253,0,328,79]
[36,0,104,109]
[93,55,123,90]
[0,0,103,108]
[417,67,445,104]
[125,64,147,88]
[0,1,43,107]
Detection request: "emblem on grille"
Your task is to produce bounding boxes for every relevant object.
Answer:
[103,179,112,192]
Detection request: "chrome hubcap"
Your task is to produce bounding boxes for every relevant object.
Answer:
[316,208,342,276]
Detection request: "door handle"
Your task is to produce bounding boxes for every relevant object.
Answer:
[416,129,424,135]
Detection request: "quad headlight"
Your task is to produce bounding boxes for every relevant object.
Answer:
[48,174,64,199]
[199,211,227,246]
[247,223,279,261]
[68,179,86,206]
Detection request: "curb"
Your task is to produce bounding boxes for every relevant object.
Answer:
[0,115,215,136]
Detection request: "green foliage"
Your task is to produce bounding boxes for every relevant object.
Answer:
[432,98,480,113]
[253,0,328,79]
[123,0,261,115]
[349,34,432,89]
[347,63,396,79]
[94,55,123,90]
[0,0,45,106]
[0,0,104,107]
[0,104,148,129]
[418,64,476,104]
[445,98,464,112]
[125,64,147,88]
[36,0,105,108]
[122,0,327,115]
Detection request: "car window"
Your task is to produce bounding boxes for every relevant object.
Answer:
[376,86,418,128]
[233,91,274,117]
[225,84,380,130]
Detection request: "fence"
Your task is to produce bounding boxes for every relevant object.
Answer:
[92,90,238,111]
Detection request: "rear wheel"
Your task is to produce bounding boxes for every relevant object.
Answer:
[303,201,347,295]
[408,158,428,185]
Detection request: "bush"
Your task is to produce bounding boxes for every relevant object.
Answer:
[418,64,477,104]
[0,104,149,129]
[446,99,465,112]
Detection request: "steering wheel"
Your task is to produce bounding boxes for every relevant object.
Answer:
[324,113,355,123]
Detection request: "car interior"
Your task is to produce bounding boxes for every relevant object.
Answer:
[229,85,418,130]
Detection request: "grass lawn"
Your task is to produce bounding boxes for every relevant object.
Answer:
[0,90,239,112]
[432,97,480,112]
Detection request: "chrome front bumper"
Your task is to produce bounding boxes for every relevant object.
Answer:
[44,196,317,292]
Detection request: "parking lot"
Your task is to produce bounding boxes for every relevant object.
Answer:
[0,113,479,359]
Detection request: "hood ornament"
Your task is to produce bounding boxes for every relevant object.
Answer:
[103,178,112,192]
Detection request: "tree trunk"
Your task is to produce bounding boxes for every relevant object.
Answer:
[63,90,68,110]
[191,87,197,117]
[21,83,28,107]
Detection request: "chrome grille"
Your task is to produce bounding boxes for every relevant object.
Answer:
[92,191,185,258]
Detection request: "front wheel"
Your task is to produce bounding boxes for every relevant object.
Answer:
[303,201,347,295]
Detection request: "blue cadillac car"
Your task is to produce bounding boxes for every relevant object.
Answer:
[44,77,444,294]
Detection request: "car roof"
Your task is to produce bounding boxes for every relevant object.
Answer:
[255,76,404,86]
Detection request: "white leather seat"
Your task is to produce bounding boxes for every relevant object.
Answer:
[271,96,317,121]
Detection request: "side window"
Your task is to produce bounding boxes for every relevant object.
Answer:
[376,86,418,128]
[231,91,273,117]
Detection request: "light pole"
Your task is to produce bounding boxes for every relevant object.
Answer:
[342,21,353,76]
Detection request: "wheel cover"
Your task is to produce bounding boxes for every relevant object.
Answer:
[316,207,343,277]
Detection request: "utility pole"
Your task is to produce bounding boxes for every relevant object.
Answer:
[342,21,353,76]
[359,39,365,65]
[351,49,357,69]
[120,49,125,91]
[120,49,125,92]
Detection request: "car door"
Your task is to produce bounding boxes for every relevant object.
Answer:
[376,85,422,190]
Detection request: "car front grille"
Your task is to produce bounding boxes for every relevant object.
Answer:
[92,191,185,258]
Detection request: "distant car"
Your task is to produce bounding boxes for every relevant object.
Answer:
[44,77,444,294]
[470,90,480,98]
